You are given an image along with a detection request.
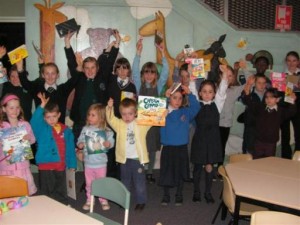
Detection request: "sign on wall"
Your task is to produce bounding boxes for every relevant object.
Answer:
[275,5,292,31]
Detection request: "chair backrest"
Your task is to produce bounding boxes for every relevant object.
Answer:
[292,151,300,161]
[218,166,236,213]
[90,177,130,225]
[250,211,300,225]
[229,153,253,164]
[0,175,29,199]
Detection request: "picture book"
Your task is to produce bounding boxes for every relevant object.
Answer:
[154,30,163,46]
[85,130,108,154]
[0,125,33,164]
[121,91,135,101]
[271,72,286,92]
[185,58,206,80]
[284,82,294,104]
[137,96,167,126]
[66,169,76,200]
[287,75,300,92]
[56,18,81,38]
[7,44,28,65]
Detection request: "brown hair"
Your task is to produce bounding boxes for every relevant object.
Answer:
[1,94,24,122]
[82,57,99,70]
[44,102,60,115]
[114,57,132,77]
[119,98,137,112]
[41,62,60,75]
[86,103,107,129]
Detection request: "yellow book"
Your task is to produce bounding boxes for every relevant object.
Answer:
[8,44,28,65]
[137,96,167,126]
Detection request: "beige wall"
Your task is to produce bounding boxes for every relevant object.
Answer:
[0,0,25,17]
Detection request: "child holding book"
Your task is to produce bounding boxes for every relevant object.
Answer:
[77,103,115,211]
[132,38,168,183]
[106,98,150,211]
[30,93,77,205]
[159,85,200,206]
[0,94,37,195]
[280,51,300,159]
[191,65,228,204]
[243,77,297,159]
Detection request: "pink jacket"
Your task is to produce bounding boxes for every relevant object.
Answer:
[0,121,36,171]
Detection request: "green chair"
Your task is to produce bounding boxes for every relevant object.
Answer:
[87,177,130,225]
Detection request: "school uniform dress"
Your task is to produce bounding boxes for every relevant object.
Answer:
[191,102,222,164]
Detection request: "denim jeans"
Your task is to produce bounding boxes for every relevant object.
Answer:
[120,159,147,204]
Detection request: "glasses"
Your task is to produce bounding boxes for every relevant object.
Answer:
[144,69,156,74]
[116,65,129,70]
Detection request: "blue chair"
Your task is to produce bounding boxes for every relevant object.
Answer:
[87,177,130,225]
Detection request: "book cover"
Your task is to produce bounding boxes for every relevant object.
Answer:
[7,44,28,65]
[0,125,33,164]
[287,75,300,92]
[66,169,76,200]
[137,96,167,126]
[271,72,286,92]
[284,82,294,103]
[121,91,135,101]
[185,58,205,80]
[55,18,81,38]
[85,130,108,154]
[154,30,163,46]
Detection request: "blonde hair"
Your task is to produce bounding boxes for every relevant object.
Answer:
[140,62,158,87]
[86,103,107,129]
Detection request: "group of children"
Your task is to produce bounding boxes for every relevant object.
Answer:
[0,33,298,212]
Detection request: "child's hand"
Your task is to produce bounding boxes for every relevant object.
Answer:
[107,98,114,108]
[22,134,30,141]
[38,56,44,64]
[16,59,23,72]
[113,29,121,44]
[165,88,172,98]
[181,85,191,94]
[175,51,185,62]
[0,45,7,59]
[136,38,143,56]
[37,92,49,108]
[290,92,297,103]
[77,142,84,150]
[64,31,75,48]
[246,74,255,86]
[234,61,240,71]
[219,64,228,80]
[102,141,111,148]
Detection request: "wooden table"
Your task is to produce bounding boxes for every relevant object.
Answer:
[1,195,103,224]
[225,157,300,225]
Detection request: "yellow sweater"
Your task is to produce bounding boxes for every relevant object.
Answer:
[106,106,150,164]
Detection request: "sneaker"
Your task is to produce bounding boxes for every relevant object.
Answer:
[101,201,110,211]
[82,202,90,210]
[161,195,170,206]
[175,195,183,206]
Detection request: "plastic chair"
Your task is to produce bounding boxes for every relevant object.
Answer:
[87,177,130,225]
[292,151,300,161]
[0,175,29,199]
[212,166,267,225]
[229,153,253,164]
[250,211,300,225]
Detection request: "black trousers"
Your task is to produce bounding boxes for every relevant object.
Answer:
[39,170,68,205]
[218,126,230,165]
[280,113,300,159]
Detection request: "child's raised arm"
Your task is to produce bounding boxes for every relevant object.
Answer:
[37,92,49,108]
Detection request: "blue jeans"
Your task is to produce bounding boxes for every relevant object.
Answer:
[120,159,147,204]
